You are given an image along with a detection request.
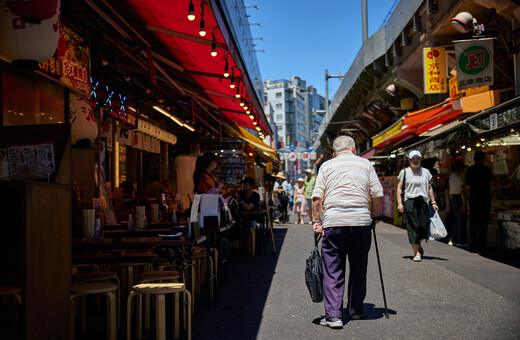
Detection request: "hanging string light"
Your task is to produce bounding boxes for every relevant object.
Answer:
[187,0,195,21]
[211,31,217,57]
[230,68,236,89]
[223,56,229,77]
[199,2,206,36]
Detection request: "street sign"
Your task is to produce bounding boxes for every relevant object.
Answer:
[454,38,494,90]
[301,152,309,160]
[288,152,297,161]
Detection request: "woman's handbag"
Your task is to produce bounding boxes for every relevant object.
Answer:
[305,232,323,303]
[429,211,448,238]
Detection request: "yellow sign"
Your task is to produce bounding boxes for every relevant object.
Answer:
[449,75,489,98]
[372,120,404,147]
[423,47,447,94]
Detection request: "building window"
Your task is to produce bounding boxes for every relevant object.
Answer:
[275,92,282,98]
[275,103,283,110]
[275,114,283,121]
[2,66,65,126]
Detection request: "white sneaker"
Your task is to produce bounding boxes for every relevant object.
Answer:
[320,317,343,329]
[448,241,453,246]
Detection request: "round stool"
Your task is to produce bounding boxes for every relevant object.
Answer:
[127,283,191,340]
[0,286,22,303]
[73,271,121,329]
[70,282,117,340]
[138,271,180,330]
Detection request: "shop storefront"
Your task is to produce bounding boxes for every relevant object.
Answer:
[404,96,520,250]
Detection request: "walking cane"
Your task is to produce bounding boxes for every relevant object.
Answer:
[372,218,389,318]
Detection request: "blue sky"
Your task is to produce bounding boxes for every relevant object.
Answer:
[248,0,397,98]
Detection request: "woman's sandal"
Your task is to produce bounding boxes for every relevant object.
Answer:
[413,254,422,262]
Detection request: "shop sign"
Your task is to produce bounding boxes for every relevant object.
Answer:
[38,25,90,96]
[372,120,404,147]
[423,47,447,94]
[469,105,520,132]
[424,128,463,154]
[454,38,494,90]
[309,152,317,160]
[279,153,284,161]
[449,75,489,98]
[288,152,297,161]
[301,152,309,161]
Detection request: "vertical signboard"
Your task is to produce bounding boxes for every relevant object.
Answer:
[423,47,448,94]
[454,38,494,90]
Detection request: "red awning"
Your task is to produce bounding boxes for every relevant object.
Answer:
[108,0,271,135]
[361,147,376,159]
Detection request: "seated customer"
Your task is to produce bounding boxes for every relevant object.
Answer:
[230,177,260,240]
[139,174,167,202]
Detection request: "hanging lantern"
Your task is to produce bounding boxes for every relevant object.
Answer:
[6,0,59,22]
[385,84,396,96]
[69,93,98,146]
[0,0,61,68]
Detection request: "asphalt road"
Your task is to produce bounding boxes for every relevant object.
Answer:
[192,218,520,340]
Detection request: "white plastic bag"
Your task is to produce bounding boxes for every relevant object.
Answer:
[429,212,447,238]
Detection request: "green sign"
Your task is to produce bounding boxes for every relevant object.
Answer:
[457,45,491,75]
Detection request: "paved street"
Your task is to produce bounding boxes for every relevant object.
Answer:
[193,218,520,340]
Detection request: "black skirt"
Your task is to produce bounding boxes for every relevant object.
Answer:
[403,196,430,244]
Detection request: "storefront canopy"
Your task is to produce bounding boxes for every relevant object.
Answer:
[371,97,465,155]
[90,0,272,136]
[223,122,279,162]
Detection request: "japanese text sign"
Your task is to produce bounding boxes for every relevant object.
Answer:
[454,38,494,90]
[423,47,447,94]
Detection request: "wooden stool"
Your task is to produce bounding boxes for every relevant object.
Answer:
[0,285,22,303]
[70,282,117,340]
[138,271,180,331]
[73,271,121,329]
[0,285,22,338]
[127,283,191,340]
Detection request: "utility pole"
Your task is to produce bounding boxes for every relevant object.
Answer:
[325,69,345,120]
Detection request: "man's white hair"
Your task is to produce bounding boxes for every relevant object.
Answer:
[332,135,355,153]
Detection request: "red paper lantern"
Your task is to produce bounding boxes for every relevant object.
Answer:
[7,0,59,21]
[0,0,60,66]
[69,93,98,146]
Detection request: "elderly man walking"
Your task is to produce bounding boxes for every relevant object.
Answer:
[312,136,383,329]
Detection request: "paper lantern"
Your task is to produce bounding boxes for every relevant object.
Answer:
[69,93,98,146]
[7,0,59,21]
[0,0,60,67]
[385,84,396,96]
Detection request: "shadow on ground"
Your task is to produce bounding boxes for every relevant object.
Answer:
[402,255,449,261]
[192,227,288,340]
[310,303,397,326]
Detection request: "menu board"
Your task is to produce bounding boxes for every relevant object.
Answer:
[7,143,55,179]
[213,155,246,186]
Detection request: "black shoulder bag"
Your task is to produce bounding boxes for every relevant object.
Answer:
[305,232,323,303]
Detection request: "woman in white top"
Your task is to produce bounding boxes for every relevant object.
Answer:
[397,150,438,262]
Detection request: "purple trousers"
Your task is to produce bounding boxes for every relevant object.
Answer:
[321,226,372,318]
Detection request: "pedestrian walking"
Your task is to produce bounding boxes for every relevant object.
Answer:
[273,172,290,223]
[293,177,307,224]
[465,151,494,249]
[396,150,439,262]
[304,168,316,224]
[288,178,295,211]
[312,136,383,329]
